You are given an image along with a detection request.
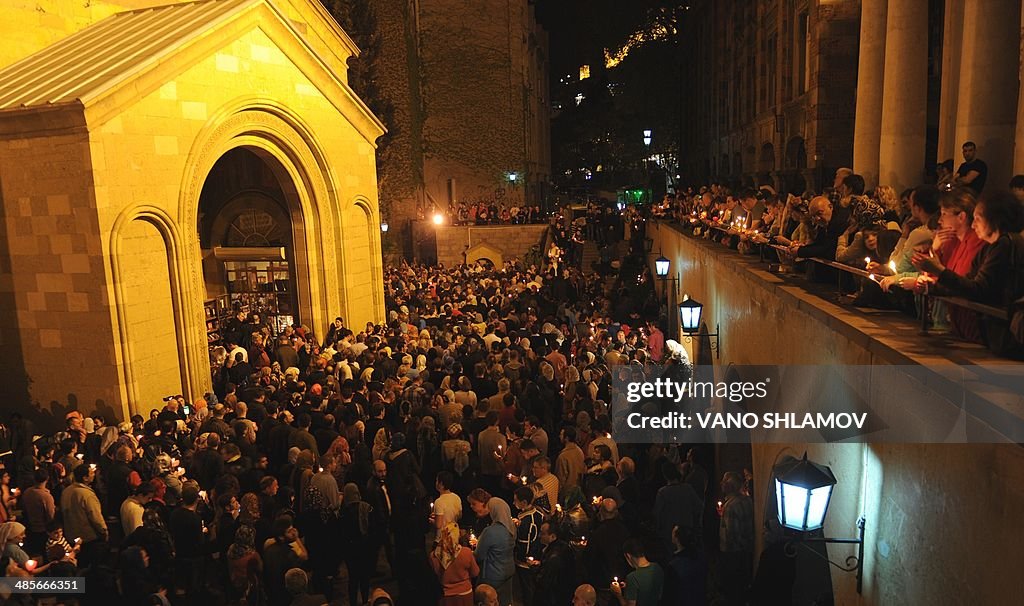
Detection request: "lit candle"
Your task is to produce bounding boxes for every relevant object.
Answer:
[89,463,96,471]
[74,537,82,545]
[521,475,528,485]
[555,504,563,513]
[613,576,619,584]
[430,501,435,510]
[25,560,37,572]
[592,496,601,505]
[868,273,878,283]
[864,256,871,266]
[888,260,897,273]
[199,490,207,501]
[76,453,84,460]
[177,467,185,476]
[717,500,723,508]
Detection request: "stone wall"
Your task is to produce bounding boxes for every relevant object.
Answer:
[649,222,1024,604]
[414,223,549,267]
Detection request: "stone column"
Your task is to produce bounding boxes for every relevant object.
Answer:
[853,0,887,189]
[1016,9,1024,175]
[936,0,964,166]
[878,0,928,192]
[955,0,1020,190]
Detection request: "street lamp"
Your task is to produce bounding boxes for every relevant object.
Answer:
[774,453,836,531]
[654,255,670,278]
[773,453,867,594]
[380,221,389,233]
[678,295,720,358]
[643,129,652,147]
[508,172,519,183]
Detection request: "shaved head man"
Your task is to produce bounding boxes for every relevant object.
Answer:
[806,195,833,228]
[475,584,498,606]
[573,584,597,606]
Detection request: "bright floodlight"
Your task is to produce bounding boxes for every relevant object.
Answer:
[432,213,444,225]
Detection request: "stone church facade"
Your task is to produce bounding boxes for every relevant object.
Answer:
[0,0,385,425]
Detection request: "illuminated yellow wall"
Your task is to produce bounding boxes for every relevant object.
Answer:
[0,1,383,425]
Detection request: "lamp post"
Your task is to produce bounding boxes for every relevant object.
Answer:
[643,129,652,147]
[653,253,678,339]
[773,453,867,594]
[678,295,720,358]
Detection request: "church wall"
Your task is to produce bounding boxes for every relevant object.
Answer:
[85,25,383,412]
[117,219,186,411]
[649,222,1024,604]
[0,131,122,430]
[0,15,383,424]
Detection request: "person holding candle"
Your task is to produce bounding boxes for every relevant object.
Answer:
[473,497,515,606]
[912,190,1024,356]
[532,521,577,606]
[429,522,479,606]
[512,486,543,605]
[610,539,664,606]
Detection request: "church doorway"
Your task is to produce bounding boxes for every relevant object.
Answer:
[197,147,304,352]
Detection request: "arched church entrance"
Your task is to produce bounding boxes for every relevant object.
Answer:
[197,147,303,356]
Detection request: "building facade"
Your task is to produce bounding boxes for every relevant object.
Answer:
[0,0,385,426]
[374,0,551,249]
[680,0,861,195]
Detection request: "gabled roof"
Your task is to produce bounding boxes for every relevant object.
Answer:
[0,0,383,141]
[0,0,363,111]
[0,0,260,110]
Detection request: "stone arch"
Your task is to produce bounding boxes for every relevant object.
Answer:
[785,136,807,170]
[109,206,193,418]
[466,242,505,267]
[178,100,345,394]
[759,142,776,173]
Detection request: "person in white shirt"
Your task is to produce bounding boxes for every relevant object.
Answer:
[119,482,155,536]
[431,471,462,529]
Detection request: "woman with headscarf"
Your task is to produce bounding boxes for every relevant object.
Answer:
[299,454,342,598]
[289,450,316,514]
[429,522,479,606]
[415,416,441,490]
[371,425,392,462]
[0,522,30,567]
[339,483,374,606]
[473,497,515,605]
[123,508,175,589]
[384,433,423,518]
[238,492,272,550]
[562,365,580,418]
[227,524,263,605]
[326,436,352,487]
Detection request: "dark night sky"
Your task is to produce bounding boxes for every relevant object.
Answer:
[535,0,655,78]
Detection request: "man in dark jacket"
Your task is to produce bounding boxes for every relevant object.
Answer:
[534,521,576,606]
[792,196,851,261]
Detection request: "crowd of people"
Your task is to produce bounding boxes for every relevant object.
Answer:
[0,231,756,606]
[661,141,1024,358]
[430,201,551,226]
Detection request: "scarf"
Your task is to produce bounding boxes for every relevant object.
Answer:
[226,524,255,560]
[433,522,462,570]
[343,483,370,535]
[486,497,515,537]
[0,522,25,547]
